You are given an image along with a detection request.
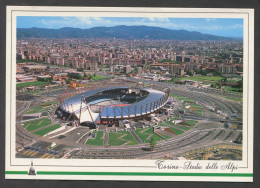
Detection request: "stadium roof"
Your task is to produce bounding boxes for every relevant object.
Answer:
[60,87,168,123]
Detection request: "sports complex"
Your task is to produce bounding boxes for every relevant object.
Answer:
[16,78,243,160]
[56,80,170,127]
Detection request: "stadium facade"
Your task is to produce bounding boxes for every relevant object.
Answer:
[56,80,170,126]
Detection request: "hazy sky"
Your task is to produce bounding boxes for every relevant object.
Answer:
[17,17,243,38]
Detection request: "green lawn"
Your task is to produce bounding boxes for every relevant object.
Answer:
[176,126,190,131]
[25,106,52,114]
[170,94,203,115]
[169,127,184,135]
[92,75,107,80]
[34,124,61,136]
[135,127,163,143]
[86,131,104,146]
[186,120,199,126]
[161,121,190,131]
[39,101,59,106]
[154,131,172,139]
[16,81,49,88]
[226,79,239,83]
[24,118,52,132]
[227,77,243,82]
[23,119,42,128]
[108,131,138,146]
[185,106,203,116]
[159,123,169,127]
[164,121,174,126]
[187,103,202,108]
[222,87,243,96]
[174,76,224,85]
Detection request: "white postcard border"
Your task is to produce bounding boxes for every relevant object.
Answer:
[5,6,254,182]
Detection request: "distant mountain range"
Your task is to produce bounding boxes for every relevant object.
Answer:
[17,25,234,40]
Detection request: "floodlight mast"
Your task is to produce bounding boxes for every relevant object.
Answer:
[79,95,83,125]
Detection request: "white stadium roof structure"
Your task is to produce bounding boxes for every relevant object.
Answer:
[57,82,170,125]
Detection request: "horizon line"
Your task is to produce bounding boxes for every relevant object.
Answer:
[16,25,243,39]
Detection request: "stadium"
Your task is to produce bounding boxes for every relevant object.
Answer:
[55,80,170,128]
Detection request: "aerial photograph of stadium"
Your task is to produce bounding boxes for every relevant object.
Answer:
[15,16,243,160]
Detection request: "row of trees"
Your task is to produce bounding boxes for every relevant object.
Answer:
[158,59,181,64]
[67,73,98,80]
[194,69,223,77]
[37,77,52,83]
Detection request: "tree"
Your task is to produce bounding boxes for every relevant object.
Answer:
[238,79,243,89]
[77,68,84,72]
[202,70,207,76]
[150,136,157,151]
[68,73,83,80]
[222,77,227,82]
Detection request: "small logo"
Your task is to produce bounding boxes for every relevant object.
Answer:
[28,160,37,175]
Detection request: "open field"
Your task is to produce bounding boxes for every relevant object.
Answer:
[16,81,49,88]
[23,118,52,132]
[39,101,59,106]
[25,106,52,114]
[34,124,61,136]
[186,120,199,126]
[170,94,203,116]
[92,75,107,80]
[174,76,224,85]
[169,127,184,135]
[170,94,194,102]
[160,121,189,133]
[86,131,104,146]
[223,86,243,94]
[135,127,163,143]
[108,131,138,146]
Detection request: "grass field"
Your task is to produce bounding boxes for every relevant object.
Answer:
[86,131,104,146]
[24,118,52,132]
[161,121,173,126]
[161,121,191,132]
[39,101,59,106]
[16,81,49,88]
[135,127,163,143]
[186,120,199,126]
[25,106,52,114]
[34,124,61,136]
[174,76,224,85]
[170,94,203,116]
[23,119,42,128]
[170,94,183,98]
[176,126,190,131]
[169,127,184,135]
[108,131,138,146]
[92,75,107,80]
[185,105,203,116]
[154,131,172,139]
